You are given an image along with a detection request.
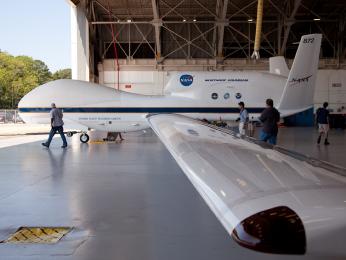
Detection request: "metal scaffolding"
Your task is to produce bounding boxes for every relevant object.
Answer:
[79,0,346,70]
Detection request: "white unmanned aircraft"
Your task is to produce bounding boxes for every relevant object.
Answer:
[18,34,346,258]
[19,34,321,143]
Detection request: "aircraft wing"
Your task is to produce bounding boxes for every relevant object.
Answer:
[148,114,346,257]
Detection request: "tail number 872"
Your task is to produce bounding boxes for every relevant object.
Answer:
[303,38,314,43]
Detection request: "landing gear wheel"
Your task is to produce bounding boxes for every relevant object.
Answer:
[80,133,89,143]
[67,131,74,137]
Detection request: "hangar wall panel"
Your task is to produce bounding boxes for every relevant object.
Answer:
[314,70,346,111]
[101,70,166,95]
[98,64,346,111]
[70,4,89,81]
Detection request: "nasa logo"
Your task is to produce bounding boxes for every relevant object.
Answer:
[180,74,193,87]
[235,93,242,99]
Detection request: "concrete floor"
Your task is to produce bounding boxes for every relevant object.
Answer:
[277,127,346,168]
[0,127,345,260]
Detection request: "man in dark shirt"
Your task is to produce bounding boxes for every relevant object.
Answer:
[316,102,330,145]
[259,99,280,145]
[42,103,68,148]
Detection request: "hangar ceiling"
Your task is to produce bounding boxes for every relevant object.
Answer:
[81,0,346,65]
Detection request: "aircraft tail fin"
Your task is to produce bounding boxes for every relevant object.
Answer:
[269,56,289,77]
[277,34,322,116]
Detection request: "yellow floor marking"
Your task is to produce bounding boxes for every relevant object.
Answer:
[89,140,107,144]
[89,140,119,144]
[2,227,72,244]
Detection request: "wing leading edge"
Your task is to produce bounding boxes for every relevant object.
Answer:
[148,114,346,257]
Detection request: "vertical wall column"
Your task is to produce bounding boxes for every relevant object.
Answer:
[216,0,229,58]
[70,3,90,81]
[151,0,162,62]
[251,0,264,59]
[279,0,302,55]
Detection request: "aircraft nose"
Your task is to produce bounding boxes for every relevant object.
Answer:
[18,80,59,109]
[18,86,40,110]
[18,91,30,109]
[18,81,59,123]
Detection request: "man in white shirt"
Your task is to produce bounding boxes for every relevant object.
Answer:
[42,103,67,148]
[238,102,249,136]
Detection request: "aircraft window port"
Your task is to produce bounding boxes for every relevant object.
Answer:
[235,93,242,99]
[232,206,306,255]
[211,93,218,99]
[1,227,72,244]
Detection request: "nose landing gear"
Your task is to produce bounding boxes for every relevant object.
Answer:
[66,131,74,137]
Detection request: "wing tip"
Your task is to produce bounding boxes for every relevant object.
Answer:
[232,206,306,255]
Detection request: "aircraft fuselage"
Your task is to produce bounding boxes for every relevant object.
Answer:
[19,71,287,132]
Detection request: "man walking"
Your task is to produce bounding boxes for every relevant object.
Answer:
[238,102,248,136]
[42,103,67,148]
[259,98,280,145]
[316,102,330,145]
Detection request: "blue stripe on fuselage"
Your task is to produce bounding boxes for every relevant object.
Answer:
[18,107,265,113]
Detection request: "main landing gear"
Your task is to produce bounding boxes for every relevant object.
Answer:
[80,133,89,143]
[65,131,90,143]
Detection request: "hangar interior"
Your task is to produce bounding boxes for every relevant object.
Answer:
[1,1,346,259]
[70,0,346,110]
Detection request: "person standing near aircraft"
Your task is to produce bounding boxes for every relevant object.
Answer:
[259,99,280,145]
[316,102,330,145]
[42,103,67,148]
[238,102,249,136]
